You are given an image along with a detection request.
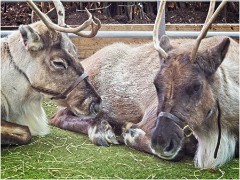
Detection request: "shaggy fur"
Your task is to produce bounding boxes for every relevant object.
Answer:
[194,130,236,168]
[1,21,101,145]
[152,36,239,168]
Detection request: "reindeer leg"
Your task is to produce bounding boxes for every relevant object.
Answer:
[88,119,119,146]
[50,108,119,146]
[121,123,154,154]
[1,120,32,145]
[50,108,95,134]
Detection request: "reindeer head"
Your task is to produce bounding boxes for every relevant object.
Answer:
[150,0,230,160]
[151,35,230,160]
[15,0,102,117]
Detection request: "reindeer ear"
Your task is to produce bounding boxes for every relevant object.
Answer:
[160,35,173,52]
[19,25,44,51]
[196,38,230,75]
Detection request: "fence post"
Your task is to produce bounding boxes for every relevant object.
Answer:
[157,0,166,36]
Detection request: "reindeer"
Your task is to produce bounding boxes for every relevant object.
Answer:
[50,0,238,169]
[151,0,239,169]
[1,0,102,145]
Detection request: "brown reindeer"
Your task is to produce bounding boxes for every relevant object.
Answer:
[151,0,239,168]
[50,0,238,168]
[50,0,197,157]
[1,0,101,145]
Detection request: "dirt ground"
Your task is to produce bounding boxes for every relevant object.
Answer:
[1,2,239,26]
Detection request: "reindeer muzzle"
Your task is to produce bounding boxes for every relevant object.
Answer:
[158,112,193,138]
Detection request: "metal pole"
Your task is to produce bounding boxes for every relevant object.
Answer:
[1,30,239,39]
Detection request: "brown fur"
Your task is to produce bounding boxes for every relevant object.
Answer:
[51,37,238,167]
[51,36,238,168]
[152,36,239,168]
[51,38,197,153]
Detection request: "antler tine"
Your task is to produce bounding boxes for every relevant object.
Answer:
[190,0,228,61]
[59,8,101,37]
[153,0,168,59]
[52,0,65,26]
[204,0,216,24]
[27,0,54,29]
[73,14,101,38]
[27,0,100,37]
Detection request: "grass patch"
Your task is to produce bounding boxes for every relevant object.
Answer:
[1,101,239,179]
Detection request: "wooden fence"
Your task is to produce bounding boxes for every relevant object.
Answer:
[67,23,239,59]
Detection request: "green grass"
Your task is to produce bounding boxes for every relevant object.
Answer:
[1,101,239,179]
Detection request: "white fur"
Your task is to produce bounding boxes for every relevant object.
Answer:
[1,34,49,137]
[123,128,146,145]
[194,130,236,168]
[88,126,98,142]
[17,100,49,136]
[88,124,118,145]
[1,91,49,136]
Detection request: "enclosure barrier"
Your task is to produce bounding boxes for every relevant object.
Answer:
[1,23,239,38]
[1,0,238,59]
[1,29,239,38]
[2,26,238,59]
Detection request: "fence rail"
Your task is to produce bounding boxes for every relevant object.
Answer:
[1,23,239,32]
[2,23,238,60]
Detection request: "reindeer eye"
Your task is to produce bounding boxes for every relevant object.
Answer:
[186,82,202,96]
[193,83,201,92]
[51,59,67,70]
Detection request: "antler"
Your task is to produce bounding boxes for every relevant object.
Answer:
[204,0,216,24]
[190,0,228,61]
[27,0,101,38]
[52,0,65,26]
[153,0,168,59]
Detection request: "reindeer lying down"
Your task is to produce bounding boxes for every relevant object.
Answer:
[50,1,239,169]
[50,35,239,169]
[1,0,101,145]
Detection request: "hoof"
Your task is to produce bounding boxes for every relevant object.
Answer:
[122,125,145,145]
[88,120,119,146]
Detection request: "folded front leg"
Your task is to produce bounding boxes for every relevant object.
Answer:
[1,120,32,145]
[50,108,96,134]
[50,108,119,146]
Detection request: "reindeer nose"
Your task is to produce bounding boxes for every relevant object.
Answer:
[89,97,102,114]
[151,116,185,160]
